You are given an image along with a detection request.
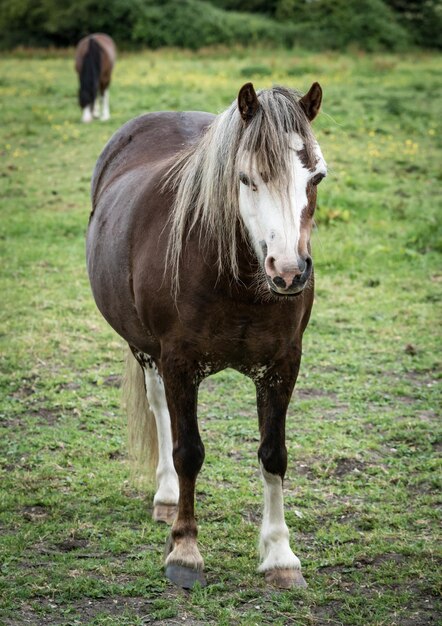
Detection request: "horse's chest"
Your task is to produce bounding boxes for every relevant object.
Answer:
[189,307,300,371]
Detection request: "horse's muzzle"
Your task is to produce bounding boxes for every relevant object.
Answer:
[266,256,313,297]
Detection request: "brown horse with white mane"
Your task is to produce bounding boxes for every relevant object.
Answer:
[75,33,116,123]
[87,82,327,589]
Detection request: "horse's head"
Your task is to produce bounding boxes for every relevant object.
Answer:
[237,83,326,297]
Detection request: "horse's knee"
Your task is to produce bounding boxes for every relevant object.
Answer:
[258,441,287,478]
[173,439,205,478]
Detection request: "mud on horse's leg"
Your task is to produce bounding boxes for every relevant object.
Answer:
[162,362,206,589]
[255,364,307,589]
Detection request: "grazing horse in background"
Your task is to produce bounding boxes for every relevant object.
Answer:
[87,81,327,589]
[75,33,116,123]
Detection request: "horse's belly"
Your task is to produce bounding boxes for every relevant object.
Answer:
[86,172,161,355]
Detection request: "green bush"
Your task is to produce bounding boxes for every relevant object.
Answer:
[0,0,140,48]
[384,0,442,49]
[0,0,296,50]
[130,0,296,49]
[210,0,441,50]
[210,0,429,50]
[274,0,412,51]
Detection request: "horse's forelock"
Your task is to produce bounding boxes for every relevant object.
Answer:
[241,87,316,182]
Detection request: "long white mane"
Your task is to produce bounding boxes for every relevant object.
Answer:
[164,86,316,294]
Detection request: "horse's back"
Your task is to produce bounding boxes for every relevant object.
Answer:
[75,33,116,74]
[93,34,116,64]
[91,111,215,211]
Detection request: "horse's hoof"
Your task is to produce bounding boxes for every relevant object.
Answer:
[166,564,207,590]
[153,503,177,524]
[264,568,307,589]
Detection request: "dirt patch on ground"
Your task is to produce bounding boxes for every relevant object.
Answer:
[400,369,440,386]
[29,406,61,425]
[55,538,90,552]
[2,405,76,428]
[8,375,39,399]
[416,410,439,423]
[108,449,125,460]
[397,599,440,626]
[0,416,26,428]
[290,455,366,480]
[56,381,81,391]
[3,597,154,626]
[2,588,213,626]
[331,457,367,477]
[312,599,343,625]
[295,387,338,400]
[21,504,51,522]
[103,374,122,387]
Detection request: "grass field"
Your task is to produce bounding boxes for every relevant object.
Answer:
[0,47,441,625]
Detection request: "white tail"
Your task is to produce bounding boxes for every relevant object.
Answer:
[123,348,158,485]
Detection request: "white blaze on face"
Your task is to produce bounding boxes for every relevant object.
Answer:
[238,132,327,269]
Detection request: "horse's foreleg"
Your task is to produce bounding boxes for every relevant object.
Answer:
[162,365,206,588]
[255,366,307,589]
[143,362,179,524]
[258,464,306,588]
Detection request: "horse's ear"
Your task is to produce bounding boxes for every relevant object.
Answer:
[238,82,260,123]
[299,82,322,122]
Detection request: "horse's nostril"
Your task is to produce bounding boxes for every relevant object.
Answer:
[273,276,286,289]
[302,256,312,274]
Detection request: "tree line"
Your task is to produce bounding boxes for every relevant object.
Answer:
[0,0,440,51]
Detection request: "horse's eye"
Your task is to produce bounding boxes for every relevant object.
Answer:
[239,172,250,186]
[311,173,325,186]
[239,172,257,191]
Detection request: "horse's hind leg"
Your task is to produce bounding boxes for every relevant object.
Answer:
[81,105,93,123]
[100,88,110,121]
[143,361,179,524]
[92,98,100,119]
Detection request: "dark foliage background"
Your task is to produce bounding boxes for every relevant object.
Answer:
[0,0,440,50]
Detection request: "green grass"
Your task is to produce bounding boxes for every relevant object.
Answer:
[0,47,441,625]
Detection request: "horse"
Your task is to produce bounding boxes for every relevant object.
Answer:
[75,33,116,123]
[86,81,327,590]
